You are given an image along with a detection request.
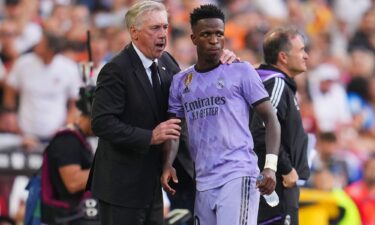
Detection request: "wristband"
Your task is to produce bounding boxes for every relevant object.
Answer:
[264,154,278,172]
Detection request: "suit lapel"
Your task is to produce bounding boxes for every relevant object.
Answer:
[127,44,161,121]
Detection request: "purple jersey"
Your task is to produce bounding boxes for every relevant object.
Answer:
[169,62,269,191]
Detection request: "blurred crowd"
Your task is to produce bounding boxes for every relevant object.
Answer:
[0,0,374,224]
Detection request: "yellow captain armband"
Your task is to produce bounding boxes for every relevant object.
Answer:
[264,154,278,172]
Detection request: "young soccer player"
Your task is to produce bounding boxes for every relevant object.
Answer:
[162,4,281,225]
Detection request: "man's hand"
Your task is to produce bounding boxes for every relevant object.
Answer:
[161,164,178,195]
[256,168,276,195]
[220,49,239,64]
[282,168,299,188]
[151,119,181,145]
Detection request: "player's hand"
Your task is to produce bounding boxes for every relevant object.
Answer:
[282,168,299,188]
[256,168,276,195]
[151,119,181,145]
[220,49,240,64]
[161,164,178,195]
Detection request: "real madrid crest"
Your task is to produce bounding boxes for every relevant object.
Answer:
[183,73,193,93]
[216,78,225,89]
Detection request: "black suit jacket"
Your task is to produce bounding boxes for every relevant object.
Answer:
[88,44,181,208]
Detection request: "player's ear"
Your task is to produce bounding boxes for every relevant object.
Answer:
[191,34,197,46]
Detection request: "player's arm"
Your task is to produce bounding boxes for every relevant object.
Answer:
[253,100,281,195]
[161,115,184,195]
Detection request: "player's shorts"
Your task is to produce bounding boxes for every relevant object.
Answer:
[194,176,259,225]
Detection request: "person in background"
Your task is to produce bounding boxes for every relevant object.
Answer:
[0,19,19,71]
[346,153,375,225]
[2,31,81,149]
[3,0,42,55]
[298,169,361,225]
[347,76,375,137]
[311,132,362,187]
[162,4,280,225]
[250,26,310,225]
[42,86,96,225]
[0,19,20,129]
[307,63,352,133]
[310,169,361,225]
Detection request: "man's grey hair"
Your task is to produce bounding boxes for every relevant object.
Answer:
[125,0,167,30]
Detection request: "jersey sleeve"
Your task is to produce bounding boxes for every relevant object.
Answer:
[241,63,269,106]
[168,75,185,118]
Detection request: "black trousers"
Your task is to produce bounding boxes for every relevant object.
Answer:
[258,176,300,225]
[98,187,163,225]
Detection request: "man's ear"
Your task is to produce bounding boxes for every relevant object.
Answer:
[191,34,197,46]
[278,51,288,64]
[130,26,138,40]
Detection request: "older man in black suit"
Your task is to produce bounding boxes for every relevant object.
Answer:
[88,1,235,225]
